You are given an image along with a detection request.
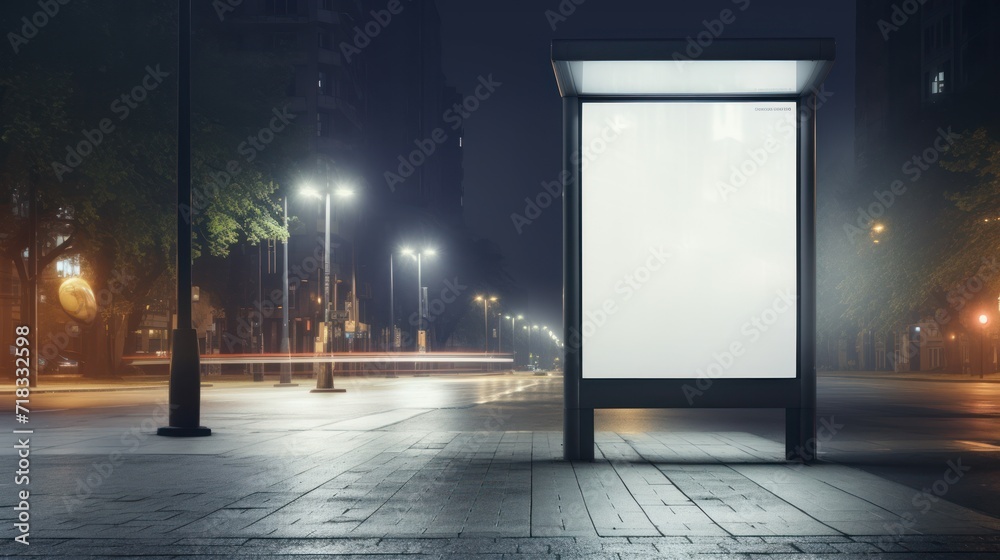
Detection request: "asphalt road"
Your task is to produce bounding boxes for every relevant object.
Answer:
[28,371,1000,519]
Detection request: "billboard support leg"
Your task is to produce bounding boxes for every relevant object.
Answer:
[580,408,594,461]
[564,407,580,460]
[786,407,817,462]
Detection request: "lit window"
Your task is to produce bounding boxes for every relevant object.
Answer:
[55,255,80,278]
[931,71,945,95]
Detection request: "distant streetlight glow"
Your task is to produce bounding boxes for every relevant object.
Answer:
[978,314,991,379]
[474,295,499,354]
[402,248,436,352]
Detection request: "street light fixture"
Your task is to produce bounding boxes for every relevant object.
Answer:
[524,324,539,368]
[301,182,354,393]
[506,314,523,364]
[402,248,436,352]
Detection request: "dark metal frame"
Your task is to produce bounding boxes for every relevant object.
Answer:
[556,39,832,462]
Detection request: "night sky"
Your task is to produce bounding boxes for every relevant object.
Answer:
[436,0,856,328]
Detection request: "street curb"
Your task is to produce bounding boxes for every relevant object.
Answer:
[0,383,214,395]
[823,372,1000,384]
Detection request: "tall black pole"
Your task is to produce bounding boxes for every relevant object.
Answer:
[389,254,394,348]
[313,192,344,393]
[27,173,38,388]
[276,197,296,386]
[159,0,210,437]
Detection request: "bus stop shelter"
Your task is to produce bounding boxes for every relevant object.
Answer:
[552,39,835,461]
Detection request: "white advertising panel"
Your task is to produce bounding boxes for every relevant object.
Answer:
[581,101,798,379]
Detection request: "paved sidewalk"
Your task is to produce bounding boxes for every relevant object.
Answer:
[5,425,1000,557]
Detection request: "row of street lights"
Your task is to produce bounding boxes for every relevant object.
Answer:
[281,182,577,377]
[469,297,563,370]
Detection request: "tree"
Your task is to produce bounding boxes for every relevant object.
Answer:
[1,0,300,377]
[933,128,1000,301]
[838,127,1000,348]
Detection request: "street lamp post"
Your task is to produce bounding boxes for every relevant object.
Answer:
[475,296,497,354]
[302,184,353,393]
[389,253,395,351]
[402,248,436,353]
[158,0,210,437]
[980,314,990,379]
[275,197,296,387]
[509,314,522,366]
[524,325,538,369]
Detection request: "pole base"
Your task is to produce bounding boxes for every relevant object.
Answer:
[157,426,211,437]
[310,388,347,393]
[273,383,300,387]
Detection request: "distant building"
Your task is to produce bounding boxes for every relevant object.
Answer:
[856,0,1000,165]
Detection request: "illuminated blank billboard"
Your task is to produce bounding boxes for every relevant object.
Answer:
[581,101,798,379]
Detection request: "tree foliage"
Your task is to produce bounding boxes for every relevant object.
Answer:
[838,127,1000,336]
[0,0,302,376]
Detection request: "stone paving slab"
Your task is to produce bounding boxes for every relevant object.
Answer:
[7,536,1000,557]
[4,429,1000,556]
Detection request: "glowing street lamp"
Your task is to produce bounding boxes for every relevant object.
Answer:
[506,314,523,364]
[980,314,991,379]
[301,182,354,392]
[524,324,539,367]
[402,248,436,352]
[475,296,498,354]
